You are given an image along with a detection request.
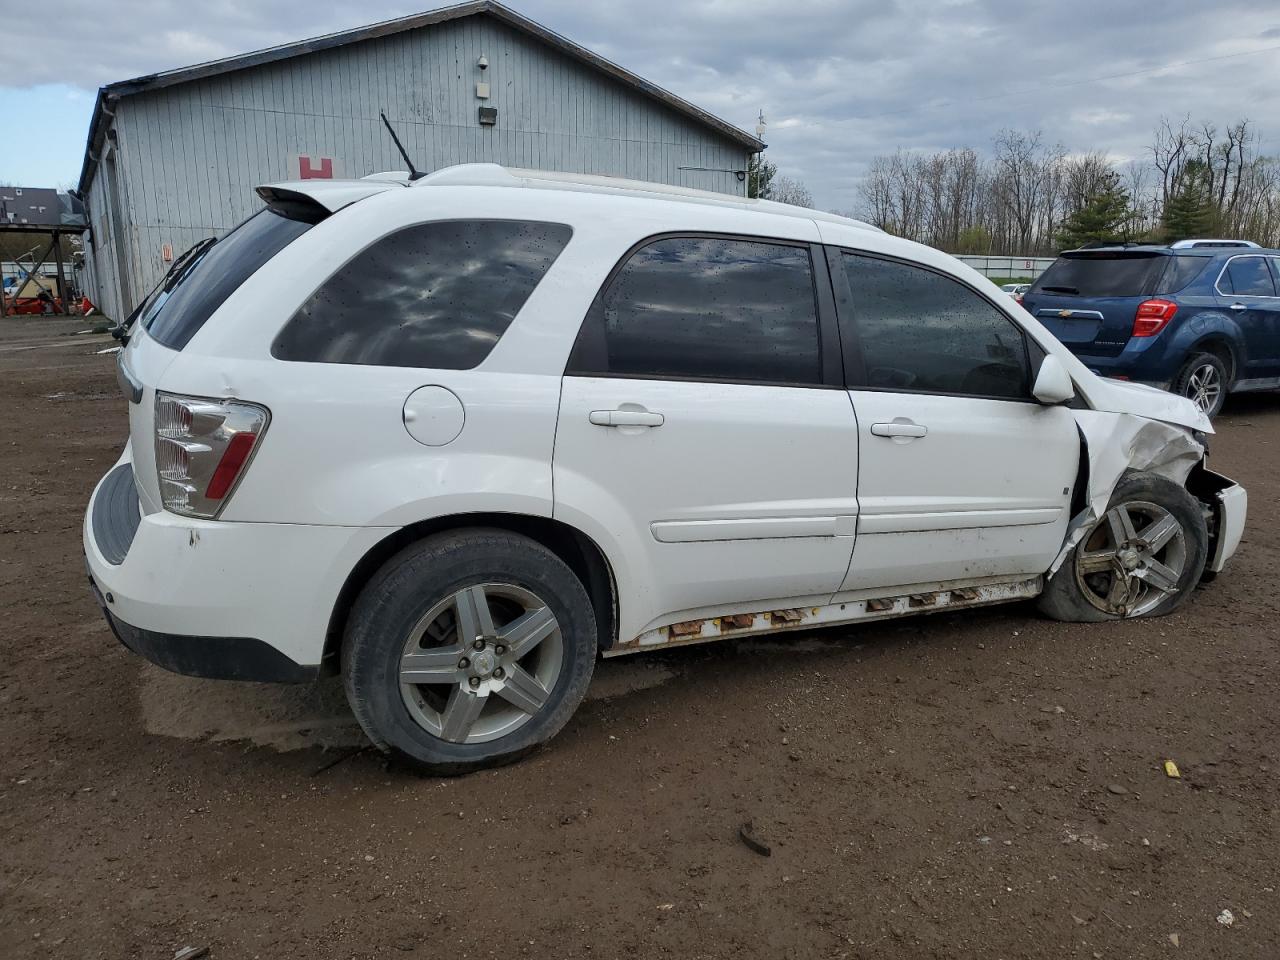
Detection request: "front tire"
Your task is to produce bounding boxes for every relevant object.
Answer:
[342,530,597,774]
[1172,352,1228,419]
[1040,472,1208,622]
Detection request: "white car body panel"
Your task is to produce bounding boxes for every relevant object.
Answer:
[554,376,860,642]
[84,165,1246,674]
[840,391,1078,591]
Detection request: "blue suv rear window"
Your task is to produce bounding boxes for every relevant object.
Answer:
[1034,253,1165,298]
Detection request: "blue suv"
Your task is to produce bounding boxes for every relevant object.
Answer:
[1022,239,1280,418]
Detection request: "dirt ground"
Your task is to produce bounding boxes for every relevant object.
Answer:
[2,316,1278,959]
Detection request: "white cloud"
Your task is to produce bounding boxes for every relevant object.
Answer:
[0,0,1277,209]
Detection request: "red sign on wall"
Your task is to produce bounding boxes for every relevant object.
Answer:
[298,156,334,180]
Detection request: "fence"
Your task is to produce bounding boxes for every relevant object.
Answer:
[953,255,1056,280]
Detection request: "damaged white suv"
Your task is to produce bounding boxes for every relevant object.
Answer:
[85,164,1247,773]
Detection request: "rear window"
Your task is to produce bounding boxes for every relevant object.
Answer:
[1032,253,1167,298]
[273,219,572,370]
[145,209,313,350]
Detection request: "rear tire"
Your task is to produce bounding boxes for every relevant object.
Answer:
[342,529,596,774]
[1039,471,1207,622]
[1172,352,1228,419]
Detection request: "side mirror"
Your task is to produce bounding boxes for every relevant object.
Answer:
[1032,354,1075,405]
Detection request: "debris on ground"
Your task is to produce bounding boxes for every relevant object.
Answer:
[174,947,210,960]
[1168,932,1180,947]
[739,820,772,857]
[1216,909,1234,927]
[1106,783,1129,796]
[1164,759,1181,778]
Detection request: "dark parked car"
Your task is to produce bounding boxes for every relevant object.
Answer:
[1023,239,1280,417]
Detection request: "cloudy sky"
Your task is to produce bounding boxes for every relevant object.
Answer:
[1,0,1277,211]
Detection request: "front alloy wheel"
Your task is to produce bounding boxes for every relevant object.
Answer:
[1073,501,1187,617]
[1039,471,1208,623]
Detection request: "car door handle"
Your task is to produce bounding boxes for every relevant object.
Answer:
[1230,302,1247,312]
[871,422,927,438]
[589,409,665,427]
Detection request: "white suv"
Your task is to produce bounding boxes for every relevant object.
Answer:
[85,164,1247,773]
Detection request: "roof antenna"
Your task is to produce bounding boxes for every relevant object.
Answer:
[380,111,426,181]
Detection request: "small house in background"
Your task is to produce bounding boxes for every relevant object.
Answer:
[75,0,763,321]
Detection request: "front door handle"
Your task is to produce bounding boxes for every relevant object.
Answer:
[589,409,665,427]
[871,421,927,438]
[1230,302,1247,312]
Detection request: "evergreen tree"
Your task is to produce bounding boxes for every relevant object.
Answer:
[1056,172,1132,249]
[1161,159,1217,241]
[747,153,776,199]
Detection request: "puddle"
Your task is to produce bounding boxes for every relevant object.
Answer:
[586,659,677,700]
[139,655,679,752]
[139,666,365,752]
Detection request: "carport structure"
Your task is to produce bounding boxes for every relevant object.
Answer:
[0,187,88,318]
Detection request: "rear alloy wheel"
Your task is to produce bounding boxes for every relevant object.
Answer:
[1173,352,1227,418]
[343,530,596,773]
[1039,471,1207,622]
[398,583,564,745]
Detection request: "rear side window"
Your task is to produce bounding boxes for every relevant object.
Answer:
[841,253,1029,400]
[1160,255,1212,293]
[274,220,572,369]
[567,235,821,385]
[1033,254,1166,298]
[147,209,313,350]
[1219,256,1277,297]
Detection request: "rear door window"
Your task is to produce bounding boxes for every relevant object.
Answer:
[146,210,313,350]
[567,235,822,385]
[1032,254,1166,298]
[840,252,1030,400]
[273,220,572,369]
[1219,256,1277,297]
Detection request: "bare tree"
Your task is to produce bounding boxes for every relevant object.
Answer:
[770,176,814,208]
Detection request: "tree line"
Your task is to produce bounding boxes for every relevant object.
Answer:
[842,117,1280,256]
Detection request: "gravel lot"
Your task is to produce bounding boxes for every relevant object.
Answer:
[2,317,1278,959]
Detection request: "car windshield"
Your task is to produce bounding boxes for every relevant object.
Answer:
[1033,253,1167,298]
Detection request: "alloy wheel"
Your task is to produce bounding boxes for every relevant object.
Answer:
[398,583,564,744]
[1183,362,1222,414]
[1073,500,1187,617]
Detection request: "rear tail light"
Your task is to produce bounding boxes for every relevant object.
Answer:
[1133,299,1178,337]
[155,392,269,518]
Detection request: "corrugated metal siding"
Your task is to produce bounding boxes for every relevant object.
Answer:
[87,15,750,319]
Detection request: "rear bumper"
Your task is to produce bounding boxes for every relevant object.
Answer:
[84,448,394,681]
[87,570,316,682]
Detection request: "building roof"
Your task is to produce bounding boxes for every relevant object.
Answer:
[78,0,764,196]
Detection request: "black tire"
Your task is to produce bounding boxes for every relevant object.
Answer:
[1172,351,1228,419]
[342,529,597,774]
[1039,471,1208,623]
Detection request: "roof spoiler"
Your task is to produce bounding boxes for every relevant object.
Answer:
[255,178,405,220]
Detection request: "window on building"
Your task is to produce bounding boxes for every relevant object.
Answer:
[568,235,822,385]
[841,253,1030,399]
[274,219,572,369]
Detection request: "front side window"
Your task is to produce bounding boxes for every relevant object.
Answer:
[567,235,821,385]
[1220,256,1277,297]
[274,220,572,369]
[841,253,1030,400]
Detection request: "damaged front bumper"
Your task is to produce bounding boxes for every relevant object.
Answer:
[1190,466,1247,574]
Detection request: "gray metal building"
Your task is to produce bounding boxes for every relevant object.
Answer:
[76,0,763,321]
